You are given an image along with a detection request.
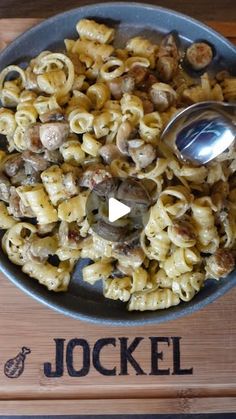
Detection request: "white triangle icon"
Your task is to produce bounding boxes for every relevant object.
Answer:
[108,197,131,223]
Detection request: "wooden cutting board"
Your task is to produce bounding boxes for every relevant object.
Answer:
[0,18,236,416]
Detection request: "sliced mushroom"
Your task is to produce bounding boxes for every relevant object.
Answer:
[43,149,63,164]
[39,122,69,151]
[133,90,154,114]
[22,150,50,172]
[128,139,145,148]
[112,239,145,268]
[22,173,41,186]
[167,220,196,247]
[4,154,23,177]
[117,178,151,206]
[156,56,178,82]
[129,143,156,169]
[93,219,128,242]
[9,165,41,186]
[79,164,112,189]
[129,65,149,85]
[93,177,119,197]
[62,172,79,197]
[8,187,22,218]
[156,33,180,82]
[39,110,65,123]
[8,187,34,218]
[158,32,180,60]
[143,99,155,114]
[24,124,44,153]
[149,82,177,111]
[0,173,11,202]
[107,78,123,100]
[186,42,213,71]
[139,73,158,90]
[99,144,125,164]
[205,249,235,279]
[121,75,135,93]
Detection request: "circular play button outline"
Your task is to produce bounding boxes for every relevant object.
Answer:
[86,176,152,242]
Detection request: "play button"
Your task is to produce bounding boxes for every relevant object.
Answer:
[108,198,131,222]
[86,177,152,242]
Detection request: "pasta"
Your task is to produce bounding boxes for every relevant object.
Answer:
[0,18,235,311]
[191,197,220,253]
[76,19,115,44]
[0,202,17,229]
[126,36,158,68]
[58,192,87,222]
[17,185,58,224]
[128,288,180,311]
[22,260,71,291]
[83,261,113,285]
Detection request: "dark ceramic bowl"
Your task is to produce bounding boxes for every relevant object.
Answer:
[0,2,235,325]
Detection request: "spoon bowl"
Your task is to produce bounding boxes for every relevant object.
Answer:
[161,101,236,164]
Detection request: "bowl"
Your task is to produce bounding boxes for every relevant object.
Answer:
[0,2,235,325]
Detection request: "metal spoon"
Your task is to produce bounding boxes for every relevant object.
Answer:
[161,101,236,165]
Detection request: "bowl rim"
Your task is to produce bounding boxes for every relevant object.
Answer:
[0,1,235,325]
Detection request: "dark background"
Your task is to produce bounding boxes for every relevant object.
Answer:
[0,414,236,419]
[0,415,236,419]
[0,0,235,21]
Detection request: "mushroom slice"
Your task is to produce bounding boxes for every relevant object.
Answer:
[79,165,112,189]
[158,32,180,60]
[62,172,79,197]
[39,122,69,150]
[113,239,145,268]
[129,65,149,85]
[205,249,235,279]
[93,219,128,242]
[24,124,44,153]
[22,150,49,172]
[121,75,135,93]
[43,149,63,164]
[149,82,177,111]
[117,178,151,206]
[0,173,11,202]
[99,144,125,164]
[8,186,34,218]
[4,154,23,177]
[107,78,123,100]
[133,90,154,114]
[156,56,178,82]
[186,42,213,71]
[93,177,119,197]
[156,33,180,82]
[129,143,156,170]
[167,220,196,248]
[128,139,145,148]
[39,110,65,123]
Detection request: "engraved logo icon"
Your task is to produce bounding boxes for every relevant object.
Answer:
[4,347,31,378]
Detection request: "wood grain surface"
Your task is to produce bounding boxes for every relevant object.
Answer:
[1,275,236,415]
[0,17,236,416]
[0,0,235,22]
